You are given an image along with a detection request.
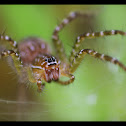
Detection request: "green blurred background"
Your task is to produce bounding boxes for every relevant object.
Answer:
[0,5,126,121]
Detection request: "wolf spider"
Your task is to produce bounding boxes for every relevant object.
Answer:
[0,11,126,92]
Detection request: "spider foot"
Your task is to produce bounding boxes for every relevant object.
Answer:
[37,81,45,93]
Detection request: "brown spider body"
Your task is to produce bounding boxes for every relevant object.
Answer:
[1,11,126,92]
[18,37,51,64]
[18,37,61,92]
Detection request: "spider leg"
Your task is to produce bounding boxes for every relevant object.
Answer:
[37,79,45,92]
[70,49,126,73]
[69,30,126,63]
[0,50,39,86]
[0,50,23,73]
[0,34,18,50]
[57,73,75,85]
[52,11,94,62]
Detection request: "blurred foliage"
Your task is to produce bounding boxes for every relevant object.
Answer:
[0,5,126,121]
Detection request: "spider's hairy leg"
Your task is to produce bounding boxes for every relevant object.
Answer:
[30,65,46,92]
[0,34,18,50]
[0,50,23,73]
[52,11,94,62]
[57,73,75,85]
[70,49,126,73]
[69,30,126,63]
[37,79,45,93]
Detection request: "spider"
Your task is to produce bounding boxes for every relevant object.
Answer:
[0,11,126,92]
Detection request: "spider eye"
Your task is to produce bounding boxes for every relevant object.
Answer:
[48,58,52,63]
[45,59,48,62]
[52,57,56,62]
[46,56,57,66]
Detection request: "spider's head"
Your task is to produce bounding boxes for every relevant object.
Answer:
[44,56,60,83]
[45,56,57,66]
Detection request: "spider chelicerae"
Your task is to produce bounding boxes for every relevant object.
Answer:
[0,11,126,92]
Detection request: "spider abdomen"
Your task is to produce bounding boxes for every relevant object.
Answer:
[18,37,51,64]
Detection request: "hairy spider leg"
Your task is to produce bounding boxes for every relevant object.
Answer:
[0,49,39,89]
[36,78,45,92]
[0,34,18,49]
[70,49,126,73]
[0,50,23,73]
[29,65,46,92]
[69,30,126,63]
[52,11,94,63]
[57,73,75,85]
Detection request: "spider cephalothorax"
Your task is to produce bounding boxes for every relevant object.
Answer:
[31,54,60,82]
[1,11,126,92]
